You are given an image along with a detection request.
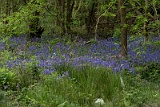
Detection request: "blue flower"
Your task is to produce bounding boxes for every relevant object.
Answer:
[28,46,37,51]
[43,68,55,74]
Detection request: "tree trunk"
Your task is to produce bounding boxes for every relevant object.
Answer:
[66,0,74,34]
[56,0,66,35]
[3,0,9,24]
[143,0,148,45]
[0,0,2,15]
[85,1,97,38]
[10,0,13,14]
[143,20,148,44]
[62,0,66,34]
[118,0,127,57]
[29,2,44,39]
[29,11,44,39]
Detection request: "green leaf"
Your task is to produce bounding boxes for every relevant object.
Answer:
[102,12,116,17]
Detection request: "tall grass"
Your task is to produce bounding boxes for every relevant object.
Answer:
[15,65,121,107]
[1,64,160,107]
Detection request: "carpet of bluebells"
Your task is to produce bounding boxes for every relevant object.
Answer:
[0,35,160,74]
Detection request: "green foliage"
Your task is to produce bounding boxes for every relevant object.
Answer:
[136,62,160,83]
[147,40,160,48]
[12,65,122,107]
[121,86,155,107]
[15,58,41,89]
[113,27,121,39]
[15,73,79,107]
[1,64,160,107]
[0,90,7,107]
[0,68,18,90]
[0,0,46,37]
[63,65,120,105]
[0,50,14,63]
[118,70,160,107]
[1,0,159,39]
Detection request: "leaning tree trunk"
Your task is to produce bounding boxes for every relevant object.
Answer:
[118,0,127,57]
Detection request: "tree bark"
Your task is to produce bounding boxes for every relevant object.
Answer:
[29,11,44,39]
[3,0,9,24]
[118,0,127,57]
[29,2,44,39]
[143,0,148,45]
[10,0,13,14]
[66,0,74,33]
[86,1,97,38]
[0,0,2,15]
[57,0,66,34]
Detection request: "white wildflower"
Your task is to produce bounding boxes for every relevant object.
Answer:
[95,98,105,105]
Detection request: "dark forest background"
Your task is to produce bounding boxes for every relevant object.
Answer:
[0,0,159,38]
[0,0,160,57]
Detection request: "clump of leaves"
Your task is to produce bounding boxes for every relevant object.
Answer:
[0,68,18,90]
[0,90,7,106]
[119,70,160,107]
[15,58,41,89]
[120,86,152,107]
[138,62,160,83]
[16,72,80,107]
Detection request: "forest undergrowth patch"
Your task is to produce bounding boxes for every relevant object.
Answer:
[0,35,160,107]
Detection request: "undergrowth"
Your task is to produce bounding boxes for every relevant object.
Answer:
[0,64,160,107]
